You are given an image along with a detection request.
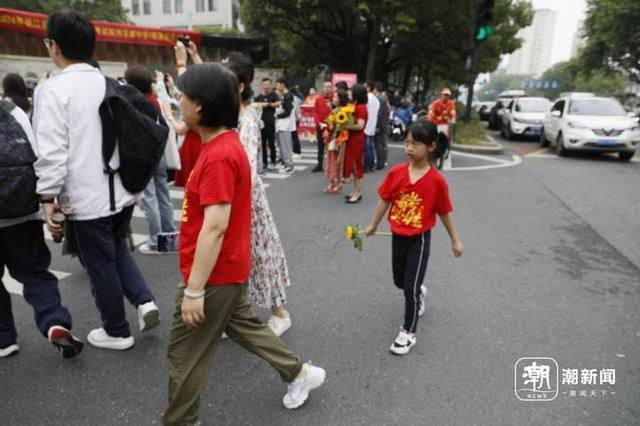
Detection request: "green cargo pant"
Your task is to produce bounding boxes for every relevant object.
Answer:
[163,285,303,426]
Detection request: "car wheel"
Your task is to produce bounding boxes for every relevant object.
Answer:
[539,127,550,147]
[555,133,568,157]
[619,151,635,161]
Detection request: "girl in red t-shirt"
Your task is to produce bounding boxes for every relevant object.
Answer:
[365,118,464,355]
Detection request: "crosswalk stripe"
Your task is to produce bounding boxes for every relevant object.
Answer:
[133,206,182,222]
[292,158,317,165]
[3,267,72,296]
[42,224,147,246]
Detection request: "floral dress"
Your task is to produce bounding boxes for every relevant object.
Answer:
[238,107,291,308]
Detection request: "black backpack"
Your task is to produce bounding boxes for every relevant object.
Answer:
[99,77,168,211]
[0,100,40,219]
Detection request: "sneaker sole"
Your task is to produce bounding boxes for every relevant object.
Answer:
[50,329,84,359]
[140,309,160,332]
[87,336,135,351]
[389,341,416,356]
[284,369,326,409]
[0,345,20,358]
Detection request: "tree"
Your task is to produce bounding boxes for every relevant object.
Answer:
[579,0,640,83]
[3,0,129,22]
[239,0,533,88]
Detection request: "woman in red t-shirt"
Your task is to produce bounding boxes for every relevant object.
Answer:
[364,118,464,356]
[164,60,325,425]
[343,84,368,204]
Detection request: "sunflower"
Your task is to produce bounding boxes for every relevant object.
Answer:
[345,225,354,240]
[335,111,348,124]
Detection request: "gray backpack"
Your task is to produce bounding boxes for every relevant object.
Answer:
[0,100,39,219]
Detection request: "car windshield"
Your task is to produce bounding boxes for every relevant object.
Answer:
[515,99,550,113]
[568,99,627,116]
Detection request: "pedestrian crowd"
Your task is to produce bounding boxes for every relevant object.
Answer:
[0,9,463,425]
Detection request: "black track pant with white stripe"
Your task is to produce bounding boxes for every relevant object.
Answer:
[392,230,431,334]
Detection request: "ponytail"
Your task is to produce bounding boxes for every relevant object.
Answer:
[430,131,449,162]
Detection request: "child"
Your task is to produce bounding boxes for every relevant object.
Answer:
[365,118,464,355]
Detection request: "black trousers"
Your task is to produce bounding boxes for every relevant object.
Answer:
[291,130,301,155]
[0,220,73,347]
[374,129,388,168]
[261,123,276,166]
[392,231,431,334]
[316,126,324,168]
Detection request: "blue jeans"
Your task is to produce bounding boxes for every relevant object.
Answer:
[139,156,176,249]
[364,135,376,171]
[68,206,153,337]
[0,220,73,348]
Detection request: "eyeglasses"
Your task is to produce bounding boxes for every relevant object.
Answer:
[43,38,53,49]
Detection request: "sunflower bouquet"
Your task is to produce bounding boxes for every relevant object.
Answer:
[345,224,391,251]
[325,103,355,150]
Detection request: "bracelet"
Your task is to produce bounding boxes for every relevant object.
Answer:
[183,287,205,299]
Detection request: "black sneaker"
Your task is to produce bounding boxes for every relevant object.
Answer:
[48,325,84,359]
[311,165,323,173]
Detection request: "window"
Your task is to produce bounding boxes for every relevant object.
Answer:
[143,0,151,15]
[196,0,205,12]
[208,0,216,11]
[516,99,551,113]
[552,100,565,117]
[175,0,183,13]
[163,0,171,14]
[568,99,627,116]
[132,0,140,15]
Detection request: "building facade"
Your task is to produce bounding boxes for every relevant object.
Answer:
[507,9,557,77]
[122,0,234,30]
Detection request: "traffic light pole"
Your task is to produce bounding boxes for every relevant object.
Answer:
[463,43,479,122]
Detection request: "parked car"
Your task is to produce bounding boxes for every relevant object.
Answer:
[500,97,551,140]
[488,91,526,130]
[540,96,640,161]
[475,101,494,121]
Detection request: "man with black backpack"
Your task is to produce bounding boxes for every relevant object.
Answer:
[0,98,83,359]
[33,10,162,351]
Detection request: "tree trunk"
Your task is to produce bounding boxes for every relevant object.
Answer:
[401,62,412,94]
[365,15,378,82]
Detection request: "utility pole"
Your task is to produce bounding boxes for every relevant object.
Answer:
[463,0,495,122]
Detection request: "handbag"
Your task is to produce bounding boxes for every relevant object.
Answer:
[164,123,181,170]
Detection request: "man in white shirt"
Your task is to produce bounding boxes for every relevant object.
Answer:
[33,10,159,351]
[364,82,380,172]
[0,98,83,359]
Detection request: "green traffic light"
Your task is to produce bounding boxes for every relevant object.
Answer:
[476,25,493,41]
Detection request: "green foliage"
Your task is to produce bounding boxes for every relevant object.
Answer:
[239,0,533,87]
[456,119,488,145]
[3,0,129,22]
[579,0,640,83]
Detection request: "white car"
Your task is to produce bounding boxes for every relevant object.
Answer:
[541,96,640,161]
[501,97,551,140]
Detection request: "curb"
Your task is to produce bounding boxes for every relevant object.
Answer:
[451,134,505,155]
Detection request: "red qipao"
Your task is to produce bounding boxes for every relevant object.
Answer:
[343,103,367,179]
[174,130,202,187]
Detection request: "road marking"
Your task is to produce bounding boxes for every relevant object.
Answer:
[447,155,523,171]
[450,150,513,164]
[3,267,72,296]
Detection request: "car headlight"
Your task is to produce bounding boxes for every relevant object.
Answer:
[567,121,588,129]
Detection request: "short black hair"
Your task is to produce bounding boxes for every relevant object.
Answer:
[2,73,31,112]
[335,80,348,91]
[374,82,385,92]
[261,77,271,83]
[223,51,254,102]
[46,10,95,62]
[125,65,154,95]
[177,62,239,129]
[336,89,349,107]
[365,81,375,90]
[351,83,368,104]
[275,78,288,88]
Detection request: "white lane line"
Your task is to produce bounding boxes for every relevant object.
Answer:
[292,158,317,165]
[300,148,317,154]
[527,154,558,159]
[4,267,72,296]
[450,150,512,164]
[43,225,147,246]
[262,173,289,180]
[133,206,182,222]
[447,155,522,171]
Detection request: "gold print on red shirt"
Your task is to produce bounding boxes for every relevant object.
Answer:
[390,192,423,229]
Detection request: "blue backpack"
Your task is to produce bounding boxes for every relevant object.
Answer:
[0,100,39,219]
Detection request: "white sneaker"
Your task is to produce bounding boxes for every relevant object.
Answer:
[389,329,416,355]
[138,301,160,332]
[418,285,428,317]
[138,243,161,255]
[87,328,135,351]
[268,313,292,337]
[283,363,326,409]
[292,154,302,160]
[0,343,19,358]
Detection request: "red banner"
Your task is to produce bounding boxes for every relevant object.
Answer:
[0,7,200,47]
[298,105,317,140]
[331,73,358,90]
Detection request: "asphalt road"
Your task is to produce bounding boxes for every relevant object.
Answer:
[1,133,639,425]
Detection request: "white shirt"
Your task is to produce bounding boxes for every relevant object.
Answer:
[365,92,380,136]
[0,100,42,228]
[32,63,137,221]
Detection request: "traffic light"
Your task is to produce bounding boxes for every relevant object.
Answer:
[475,0,494,42]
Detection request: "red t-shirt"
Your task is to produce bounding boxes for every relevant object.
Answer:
[427,99,457,125]
[179,130,252,286]
[174,130,202,187]
[378,163,453,236]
